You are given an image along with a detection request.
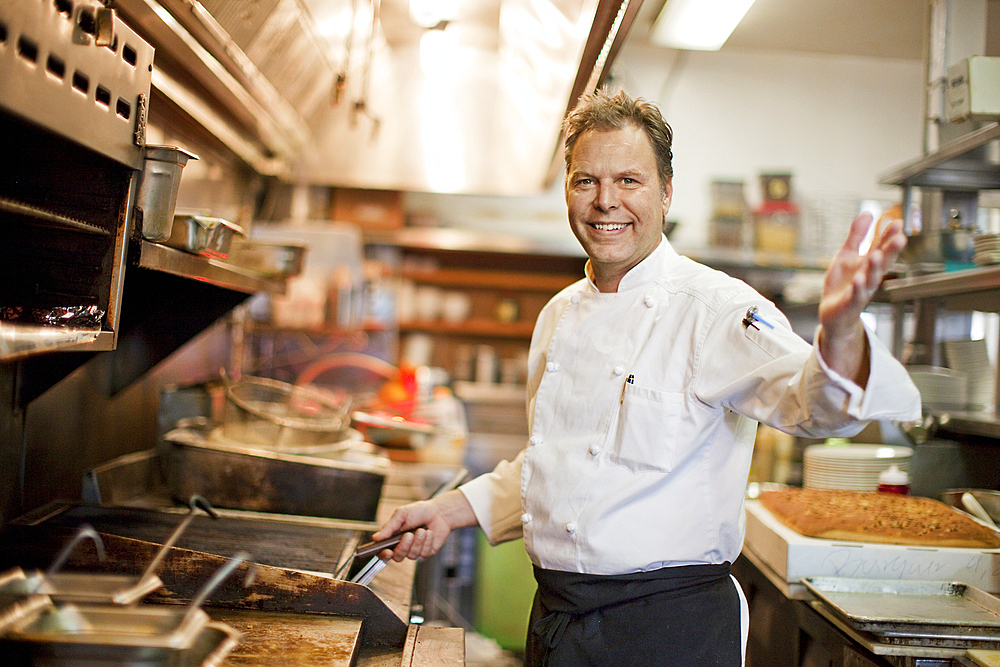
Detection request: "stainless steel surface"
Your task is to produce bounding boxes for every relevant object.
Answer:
[136,147,200,241]
[115,0,639,194]
[880,122,1000,191]
[166,215,245,258]
[0,611,239,667]
[162,430,385,522]
[803,577,1000,649]
[137,241,286,294]
[226,240,307,278]
[0,1,153,169]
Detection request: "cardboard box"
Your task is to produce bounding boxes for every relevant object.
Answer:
[743,499,1000,593]
[947,56,1000,122]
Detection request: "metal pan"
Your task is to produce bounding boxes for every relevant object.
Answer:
[0,553,250,666]
[803,576,1000,648]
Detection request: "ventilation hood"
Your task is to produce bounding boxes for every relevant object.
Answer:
[115,0,642,196]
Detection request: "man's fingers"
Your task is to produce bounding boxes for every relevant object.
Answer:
[840,212,875,255]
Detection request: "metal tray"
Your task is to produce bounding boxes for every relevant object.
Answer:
[163,430,385,522]
[803,577,1000,648]
[1,619,239,667]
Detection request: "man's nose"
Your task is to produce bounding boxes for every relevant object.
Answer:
[595,184,619,211]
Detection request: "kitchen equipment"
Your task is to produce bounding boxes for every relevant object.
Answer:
[11,497,216,606]
[163,429,385,522]
[802,576,1000,649]
[166,214,246,259]
[0,569,53,636]
[0,503,410,647]
[136,146,199,241]
[965,493,1000,529]
[222,375,352,448]
[907,365,970,411]
[226,240,307,278]
[0,553,249,666]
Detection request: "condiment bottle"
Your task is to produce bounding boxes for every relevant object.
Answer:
[877,464,910,494]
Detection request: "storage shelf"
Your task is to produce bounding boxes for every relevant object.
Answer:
[401,267,578,292]
[930,409,1000,440]
[399,319,536,339]
[879,122,1000,190]
[874,265,1000,311]
[138,241,286,295]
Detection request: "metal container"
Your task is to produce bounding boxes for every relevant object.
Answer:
[803,576,1000,649]
[162,429,385,522]
[941,489,1000,524]
[167,215,246,259]
[222,376,352,448]
[226,240,307,278]
[136,146,199,241]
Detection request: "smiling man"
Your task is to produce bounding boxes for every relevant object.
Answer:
[372,88,921,666]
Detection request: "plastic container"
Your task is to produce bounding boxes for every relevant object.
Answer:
[878,464,910,494]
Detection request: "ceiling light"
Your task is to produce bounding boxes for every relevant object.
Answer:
[650,0,757,51]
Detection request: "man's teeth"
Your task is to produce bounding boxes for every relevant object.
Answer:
[593,223,628,231]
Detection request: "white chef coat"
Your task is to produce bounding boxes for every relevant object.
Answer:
[460,236,921,575]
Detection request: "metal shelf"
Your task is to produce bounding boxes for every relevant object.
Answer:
[879,122,1000,191]
[137,241,286,295]
[875,265,1000,311]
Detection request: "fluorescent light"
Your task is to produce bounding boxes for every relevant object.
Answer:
[650,0,757,51]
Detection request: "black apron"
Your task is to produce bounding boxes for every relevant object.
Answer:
[525,562,741,667]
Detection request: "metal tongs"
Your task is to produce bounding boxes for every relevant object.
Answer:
[337,467,469,586]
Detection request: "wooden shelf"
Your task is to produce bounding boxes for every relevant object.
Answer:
[401,267,578,292]
[399,319,536,339]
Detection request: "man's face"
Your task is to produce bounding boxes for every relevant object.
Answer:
[565,125,672,292]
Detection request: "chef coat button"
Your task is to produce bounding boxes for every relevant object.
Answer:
[546,361,560,373]
[564,522,577,534]
[571,294,581,305]
[643,295,656,308]
[521,513,533,524]
[529,435,542,447]
[589,445,601,456]
[612,366,624,377]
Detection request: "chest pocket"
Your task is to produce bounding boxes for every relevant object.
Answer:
[605,383,684,473]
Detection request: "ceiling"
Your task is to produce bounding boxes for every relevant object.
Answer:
[285,0,930,194]
[630,0,928,61]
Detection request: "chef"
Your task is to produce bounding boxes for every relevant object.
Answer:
[372,87,922,666]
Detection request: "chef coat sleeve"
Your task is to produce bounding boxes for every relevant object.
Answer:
[696,294,920,435]
[458,449,526,545]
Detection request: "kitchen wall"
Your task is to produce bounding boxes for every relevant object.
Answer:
[402,46,925,256]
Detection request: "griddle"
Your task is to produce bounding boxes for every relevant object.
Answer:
[0,502,410,648]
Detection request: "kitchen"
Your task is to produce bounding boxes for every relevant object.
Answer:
[1,0,1000,665]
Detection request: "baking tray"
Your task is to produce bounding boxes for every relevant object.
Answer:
[803,577,1000,648]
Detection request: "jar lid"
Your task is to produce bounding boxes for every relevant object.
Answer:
[879,464,909,485]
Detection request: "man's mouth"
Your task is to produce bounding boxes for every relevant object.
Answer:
[591,222,629,231]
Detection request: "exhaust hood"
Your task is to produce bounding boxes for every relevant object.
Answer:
[115,0,642,196]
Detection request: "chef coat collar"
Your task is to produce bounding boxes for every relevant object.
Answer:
[583,235,679,293]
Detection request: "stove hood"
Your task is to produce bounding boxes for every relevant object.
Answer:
[115,0,643,196]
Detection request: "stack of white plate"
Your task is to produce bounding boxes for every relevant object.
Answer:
[803,444,913,492]
[974,233,1000,265]
[907,365,968,411]
[944,339,995,410]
